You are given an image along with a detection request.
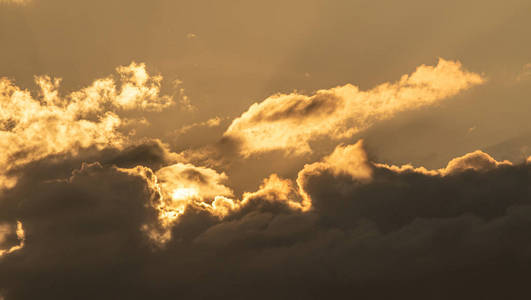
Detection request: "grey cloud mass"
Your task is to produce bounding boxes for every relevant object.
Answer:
[0,140,530,299]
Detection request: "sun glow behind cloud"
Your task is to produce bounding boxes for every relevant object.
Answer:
[172,187,199,201]
[0,57,500,248]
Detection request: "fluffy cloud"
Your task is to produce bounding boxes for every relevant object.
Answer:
[153,163,234,227]
[0,140,529,299]
[0,62,174,189]
[1,58,528,300]
[376,150,513,176]
[225,58,484,156]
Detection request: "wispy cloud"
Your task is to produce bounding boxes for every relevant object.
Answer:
[0,0,30,5]
[225,59,484,156]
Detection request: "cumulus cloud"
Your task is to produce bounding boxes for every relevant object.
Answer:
[0,58,528,300]
[376,150,512,176]
[0,139,529,299]
[109,139,524,244]
[0,62,174,189]
[154,163,234,225]
[225,58,484,156]
[294,140,372,209]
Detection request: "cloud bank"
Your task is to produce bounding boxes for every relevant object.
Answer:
[1,59,529,300]
[0,139,529,299]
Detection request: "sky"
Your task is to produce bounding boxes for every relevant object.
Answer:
[0,0,530,299]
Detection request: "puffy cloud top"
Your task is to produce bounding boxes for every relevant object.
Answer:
[0,62,174,189]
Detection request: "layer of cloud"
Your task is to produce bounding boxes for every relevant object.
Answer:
[0,140,529,299]
[1,58,529,300]
[225,58,484,156]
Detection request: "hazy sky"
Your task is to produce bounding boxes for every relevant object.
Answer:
[0,1,530,299]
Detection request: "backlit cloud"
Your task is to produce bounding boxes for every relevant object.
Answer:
[173,116,223,136]
[225,59,484,156]
[0,221,24,258]
[2,140,528,299]
[376,150,512,176]
[0,62,174,189]
[0,52,527,299]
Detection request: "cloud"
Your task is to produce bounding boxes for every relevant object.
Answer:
[0,221,24,258]
[295,140,372,209]
[376,149,512,176]
[173,116,223,136]
[225,58,484,156]
[112,140,520,241]
[0,57,527,299]
[0,0,29,5]
[0,138,529,299]
[516,63,531,82]
[173,79,195,111]
[154,162,234,222]
[0,62,174,189]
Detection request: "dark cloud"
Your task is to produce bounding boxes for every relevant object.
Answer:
[0,161,159,299]
[0,142,530,299]
[103,139,176,171]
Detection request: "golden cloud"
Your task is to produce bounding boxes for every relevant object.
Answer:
[296,140,372,209]
[102,139,521,247]
[155,163,234,220]
[376,150,512,176]
[240,174,307,211]
[0,0,29,4]
[173,116,223,136]
[118,162,236,244]
[0,221,25,258]
[0,62,174,189]
[225,58,484,156]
